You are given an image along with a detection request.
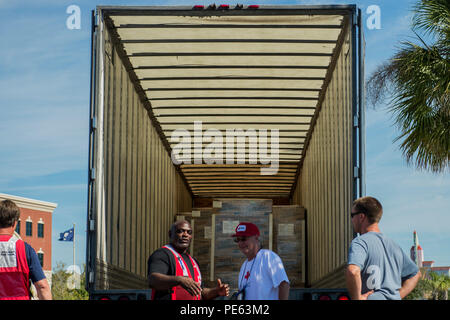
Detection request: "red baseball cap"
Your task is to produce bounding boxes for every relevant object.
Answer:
[231,222,260,237]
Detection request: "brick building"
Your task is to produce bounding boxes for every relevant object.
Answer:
[0,193,57,284]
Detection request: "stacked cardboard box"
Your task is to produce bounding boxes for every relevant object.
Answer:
[272,205,305,288]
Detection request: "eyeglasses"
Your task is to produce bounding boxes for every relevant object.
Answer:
[176,229,192,235]
[351,212,364,218]
[234,237,249,243]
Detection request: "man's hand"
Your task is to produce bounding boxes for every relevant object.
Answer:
[201,278,230,300]
[215,278,229,297]
[177,276,202,297]
[149,273,202,297]
[360,290,374,300]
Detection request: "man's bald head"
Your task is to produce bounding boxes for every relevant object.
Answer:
[169,220,192,253]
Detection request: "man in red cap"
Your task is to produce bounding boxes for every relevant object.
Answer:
[232,222,290,300]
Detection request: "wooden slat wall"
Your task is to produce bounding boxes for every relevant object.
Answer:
[291,26,353,288]
[95,26,192,290]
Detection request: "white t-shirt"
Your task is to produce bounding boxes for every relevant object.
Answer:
[238,249,289,300]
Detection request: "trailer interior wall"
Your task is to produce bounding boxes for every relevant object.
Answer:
[88,20,192,290]
[292,20,354,288]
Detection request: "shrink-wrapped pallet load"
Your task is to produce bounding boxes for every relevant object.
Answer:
[272,205,306,288]
[176,200,306,293]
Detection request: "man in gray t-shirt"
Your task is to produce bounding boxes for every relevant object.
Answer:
[346,196,420,300]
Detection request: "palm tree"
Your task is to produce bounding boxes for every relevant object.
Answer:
[366,0,449,173]
[423,271,450,300]
[404,267,429,300]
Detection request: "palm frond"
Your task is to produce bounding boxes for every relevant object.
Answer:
[389,41,450,172]
[366,1,450,173]
[413,0,450,38]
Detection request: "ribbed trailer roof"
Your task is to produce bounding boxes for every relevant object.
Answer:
[101,6,353,198]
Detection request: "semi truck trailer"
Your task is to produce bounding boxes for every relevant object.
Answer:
[86,4,365,300]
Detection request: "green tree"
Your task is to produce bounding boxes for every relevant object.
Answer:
[404,268,429,300]
[405,268,450,300]
[51,261,89,300]
[423,271,450,300]
[367,0,449,173]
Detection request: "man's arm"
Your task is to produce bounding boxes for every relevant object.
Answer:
[148,272,202,297]
[278,281,290,300]
[399,271,421,299]
[346,264,373,300]
[34,278,52,300]
[25,243,51,300]
[147,249,201,297]
[346,264,362,300]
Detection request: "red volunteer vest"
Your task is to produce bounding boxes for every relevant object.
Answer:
[0,235,31,300]
[151,244,202,300]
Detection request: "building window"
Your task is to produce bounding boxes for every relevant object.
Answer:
[15,220,21,234]
[37,252,44,267]
[26,221,32,237]
[38,223,44,238]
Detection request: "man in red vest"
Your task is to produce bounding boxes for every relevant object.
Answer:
[0,199,52,300]
[148,220,229,300]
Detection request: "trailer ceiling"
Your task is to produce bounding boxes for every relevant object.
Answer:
[103,6,350,199]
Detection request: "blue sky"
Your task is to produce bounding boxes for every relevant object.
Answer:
[0,0,448,272]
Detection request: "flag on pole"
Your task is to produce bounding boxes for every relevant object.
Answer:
[59,227,74,241]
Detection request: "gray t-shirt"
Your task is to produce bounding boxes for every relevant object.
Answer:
[348,232,419,300]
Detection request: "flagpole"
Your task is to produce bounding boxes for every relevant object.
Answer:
[73,223,76,276]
